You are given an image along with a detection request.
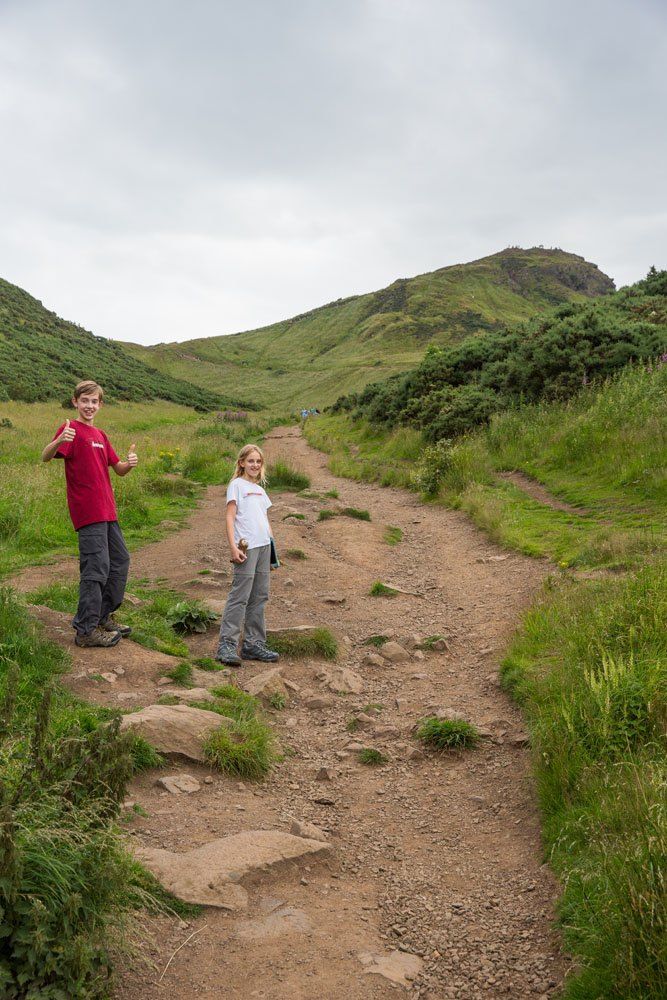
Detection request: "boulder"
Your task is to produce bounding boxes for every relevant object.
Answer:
[379,641,410,663]
[135,830,331,910]
[120,704,231,761]
[324,666,364,695]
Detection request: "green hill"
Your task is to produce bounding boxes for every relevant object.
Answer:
[0,278,244,410]
[122,247,614,411]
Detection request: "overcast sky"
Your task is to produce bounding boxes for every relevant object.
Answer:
[1,0,665,345]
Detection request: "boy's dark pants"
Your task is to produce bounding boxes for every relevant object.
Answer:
[72,521,130,636]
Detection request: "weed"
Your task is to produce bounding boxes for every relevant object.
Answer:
[324,489,339,499]
[268,628,338,660]
[418,634,446,650]
[283,548,308,560]
[416,717,479,750]
[362,703,383,714]
[384,525,403,545]
[167,600,218,634]
[346,717,361,733]
[129,734,166,771]
[359,748,387,766]
[282,512,306,521]
[269,691,286,710]
[317,509,337,521]
[198,568,212,575]
[157,694,179,705]
[203,717,275,779]
[369,581,398,597]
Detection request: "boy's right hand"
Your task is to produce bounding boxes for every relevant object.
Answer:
[59,419,76,444]
[230,545,247,563]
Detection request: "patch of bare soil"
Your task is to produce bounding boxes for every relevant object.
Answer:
[17,428,570,998]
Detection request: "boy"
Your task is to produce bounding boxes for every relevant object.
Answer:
[41,379,138,648]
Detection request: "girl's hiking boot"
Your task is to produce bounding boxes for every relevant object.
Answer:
[241,640,280,663]
[75,627,122,648]
[215,641,242,667]
[99,615,132,637]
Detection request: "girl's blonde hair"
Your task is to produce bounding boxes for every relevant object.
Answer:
[232,444,267,485]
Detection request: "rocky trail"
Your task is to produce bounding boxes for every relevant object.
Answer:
[14,427,569,998]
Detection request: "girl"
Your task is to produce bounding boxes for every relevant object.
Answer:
[215,444,279,666]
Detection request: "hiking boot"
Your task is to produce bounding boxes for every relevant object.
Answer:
[99,615,132,637]
[75,627,122,648]
[241,640,280,663]
[215,640,242,667]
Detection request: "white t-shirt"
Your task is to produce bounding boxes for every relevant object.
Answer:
[226,477,272,550]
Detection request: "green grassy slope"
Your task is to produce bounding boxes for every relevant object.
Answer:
[122,247,614,411]
[0,278,247,410]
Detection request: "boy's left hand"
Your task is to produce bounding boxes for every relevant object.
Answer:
[127,443,138,468]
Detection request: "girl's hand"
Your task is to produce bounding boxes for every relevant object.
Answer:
[231,545,247,563]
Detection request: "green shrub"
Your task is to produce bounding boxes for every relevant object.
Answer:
[283,548,308,560]
[340,507,371,521]
[317,509,337,521]
[358,747,387,766]
[411,438,455,496]
[416,717,479,750]
[282,512,306,521]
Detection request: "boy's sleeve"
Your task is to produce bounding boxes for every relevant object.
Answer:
[103,432,120,466]
[51,424,71,460]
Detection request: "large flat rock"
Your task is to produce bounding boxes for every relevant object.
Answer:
[120,704,231,761]
[135,830,332,909]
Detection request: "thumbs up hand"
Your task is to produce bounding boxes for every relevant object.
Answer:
[127,443,138,468]
[59,419,76,444]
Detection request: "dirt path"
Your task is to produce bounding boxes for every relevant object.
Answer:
[18,427,569,998]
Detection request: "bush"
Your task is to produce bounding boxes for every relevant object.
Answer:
[411,439,455,496]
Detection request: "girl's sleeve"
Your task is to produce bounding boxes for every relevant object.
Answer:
[226,479,241,505]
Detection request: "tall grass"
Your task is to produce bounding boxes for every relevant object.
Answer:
[502,564,666,998]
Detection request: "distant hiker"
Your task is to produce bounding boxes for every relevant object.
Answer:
[41,379,138,648]
[215,444,280,667]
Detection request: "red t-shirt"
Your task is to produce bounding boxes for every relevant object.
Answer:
[52,420,120,530]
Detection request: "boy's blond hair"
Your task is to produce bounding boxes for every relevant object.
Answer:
[231,444,267,485]
[73,380,104,401]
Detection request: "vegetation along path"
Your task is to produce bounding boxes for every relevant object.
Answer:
[15,426,570,999]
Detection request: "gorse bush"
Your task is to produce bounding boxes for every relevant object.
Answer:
[332,269,667,441]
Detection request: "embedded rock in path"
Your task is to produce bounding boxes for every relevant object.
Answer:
[244,667,288,701]
[379,641,411,663]
[290,819,328,842]
[120,704,231,762]
[135,830,331,910]
[190,667,230,689]
[358,949,423,986]
[236,905,313,940]
[156,774,202,795]
[323,666,364,695]
[167,687,216,704]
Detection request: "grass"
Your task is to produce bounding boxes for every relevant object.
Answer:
[203,717,275,779]
[192,656,221,671]
[162,661,194,686]
[26,580,218,658]
[362,634,389,647]
[358,748,387,766]
[499,563,667,999]
[317,508,337,521]
[283,547,308,560]
[340,506,371,521]
[268,627,338,660]
[129,734,166,770]
[267,460,310,491]
[369,581,398,597]
[384,525,403,545]
[282,512,306,521]
[418,634,446,650]
[269,691,286,710]
[416,717,480,750]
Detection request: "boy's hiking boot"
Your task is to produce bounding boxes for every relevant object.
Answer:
[241,640,280,663]
[99,615,132,637]
[215,640,242,667]
[75,627,122,649]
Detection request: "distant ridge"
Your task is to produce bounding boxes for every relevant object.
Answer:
[0,278,247,409]
[122,247,615,411]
